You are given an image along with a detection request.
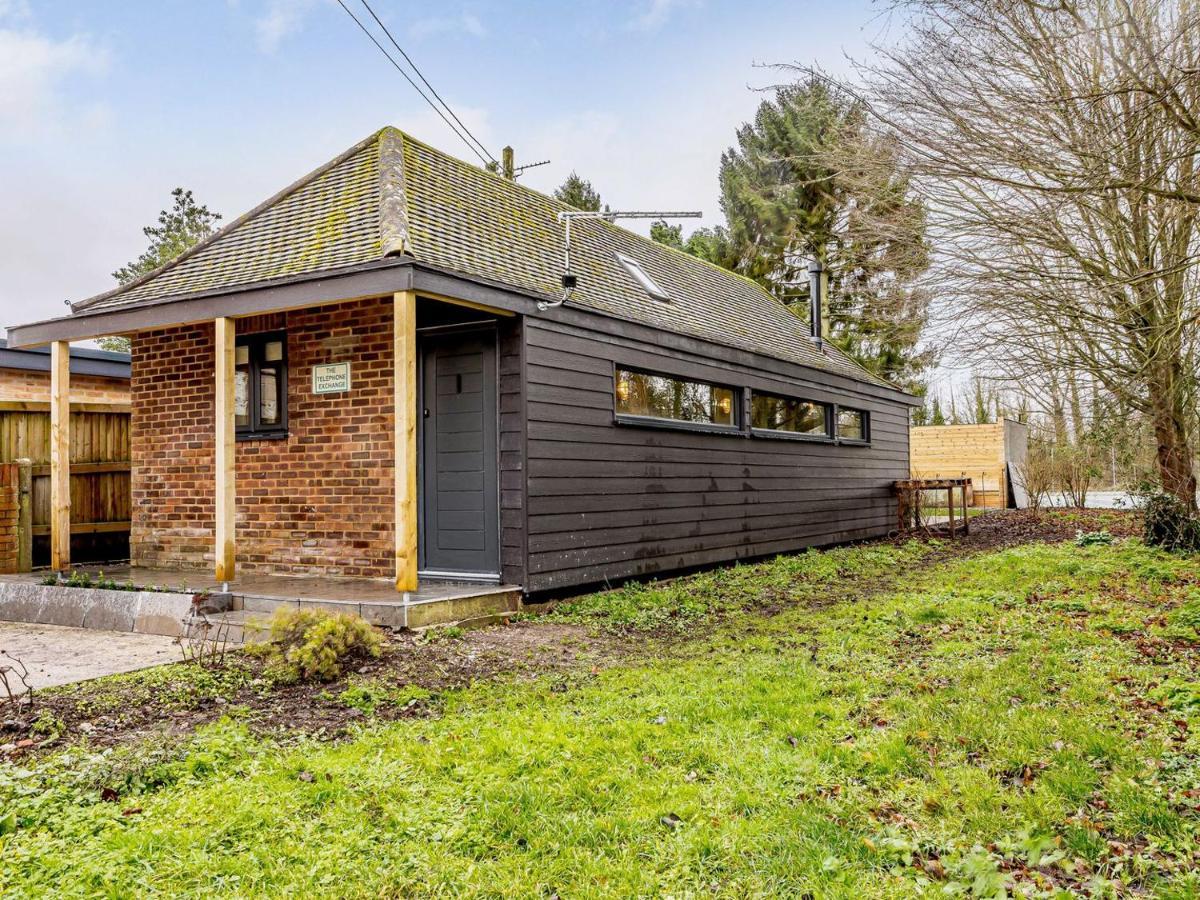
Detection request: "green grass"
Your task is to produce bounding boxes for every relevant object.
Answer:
[3,536,1200,897]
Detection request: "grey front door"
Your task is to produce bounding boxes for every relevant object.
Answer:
[419,330,500,578]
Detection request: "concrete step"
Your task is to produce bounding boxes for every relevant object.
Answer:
[0,580,522,641]
[231,586,523,632]
[0,582,230,638]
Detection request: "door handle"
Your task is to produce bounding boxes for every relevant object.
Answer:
[423,408,430,418]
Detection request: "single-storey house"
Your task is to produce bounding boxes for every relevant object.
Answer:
[6,127,915,597]
[0,339,129,405]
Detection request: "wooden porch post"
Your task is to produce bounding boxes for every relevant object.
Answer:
[49,341,70,572]
[394,290,418,591]
[214,317,236,582]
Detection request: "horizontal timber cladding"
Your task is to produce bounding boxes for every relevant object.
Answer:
[521,317,911,593]
[496,316,526,586]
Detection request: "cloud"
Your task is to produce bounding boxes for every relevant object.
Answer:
[628,0,698,32]
[0,0,31,22]
[408,11,486,41]
[254,0,318,53]
[0,26,109,141]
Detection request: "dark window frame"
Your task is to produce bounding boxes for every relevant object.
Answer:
[236,331,288,441]
[612,364,743,435]
[748,390,834,443]
[835,405,870,445]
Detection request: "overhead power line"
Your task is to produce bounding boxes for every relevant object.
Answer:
[334,0,495,168]
[355,0,497,166]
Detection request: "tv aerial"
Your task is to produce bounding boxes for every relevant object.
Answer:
[539,209,702,311]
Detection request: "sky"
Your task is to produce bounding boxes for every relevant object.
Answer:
[0,0,891,333]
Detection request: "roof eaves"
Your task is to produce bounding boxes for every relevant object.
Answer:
[408,260,908,398]
[70,128,390,314]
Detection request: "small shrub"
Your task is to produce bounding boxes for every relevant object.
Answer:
[65,570,93,589]
[1074,529,1114,547]
[1142,491,1200,553]
[249,608,382,683]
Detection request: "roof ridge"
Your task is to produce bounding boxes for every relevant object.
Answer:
[71,128,388,313]
[393,127,594,217]
[378,128,411,257]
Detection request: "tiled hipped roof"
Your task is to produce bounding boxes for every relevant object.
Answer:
[75,127,888,387]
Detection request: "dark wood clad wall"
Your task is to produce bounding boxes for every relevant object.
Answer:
[521,317,911,594]
[497,317,526,586]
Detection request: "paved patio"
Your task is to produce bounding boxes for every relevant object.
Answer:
[0,621,178,689]
[4,565,515,605]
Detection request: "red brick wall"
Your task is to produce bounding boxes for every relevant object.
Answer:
[0,369,129,404]
[130,297,395,577]
[0,464,18,574]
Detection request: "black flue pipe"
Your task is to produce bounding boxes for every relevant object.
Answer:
[808,259,824,348]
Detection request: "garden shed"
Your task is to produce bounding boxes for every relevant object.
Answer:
[910,420,1030,508]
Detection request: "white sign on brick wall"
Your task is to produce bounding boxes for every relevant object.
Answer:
[312,362,351,395]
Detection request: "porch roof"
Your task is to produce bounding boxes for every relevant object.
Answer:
[8,126,889,389]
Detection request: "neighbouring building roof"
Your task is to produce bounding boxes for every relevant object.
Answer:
[0,339,131,380]
[72,127,888,387]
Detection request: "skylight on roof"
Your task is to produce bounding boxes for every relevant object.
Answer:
[615,253,670,302]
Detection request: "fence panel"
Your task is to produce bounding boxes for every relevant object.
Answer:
[0,402,130,568]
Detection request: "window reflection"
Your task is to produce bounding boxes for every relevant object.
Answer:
[837,408,866,441]
[750,393,828,436]
[615,368,736,426]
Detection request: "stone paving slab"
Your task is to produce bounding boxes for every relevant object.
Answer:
[0,622,179,690]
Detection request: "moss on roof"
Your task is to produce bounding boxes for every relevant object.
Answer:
[75,126,889,387]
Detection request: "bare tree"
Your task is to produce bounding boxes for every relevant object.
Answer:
[827,0,1200,508]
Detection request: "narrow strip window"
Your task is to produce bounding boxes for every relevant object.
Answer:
[750,392,830,437]
[615,368,736,426]
[837,407,867,442]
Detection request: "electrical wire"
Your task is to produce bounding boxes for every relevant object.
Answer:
[356,0,497,166]
[334,0,494,168]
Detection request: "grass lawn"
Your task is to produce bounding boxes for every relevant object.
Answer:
[3,521,1199,896]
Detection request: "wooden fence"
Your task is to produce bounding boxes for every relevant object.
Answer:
[909,420,1029,509]
[0,401,131,570]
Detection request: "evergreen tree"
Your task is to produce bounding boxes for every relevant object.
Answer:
[707,79,933,391]
[100,188,222,352]
[553,172,603,212]
[113,188,221,285]
[930,396,947,426]
[650,220,738,268]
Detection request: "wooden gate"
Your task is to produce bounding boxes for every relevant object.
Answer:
[0,401,131,568]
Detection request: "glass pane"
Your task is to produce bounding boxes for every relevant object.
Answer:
[259,367,280,426]
[235,369,250,427]
[751,393,828,435]
[712,387,735,425]
[615,368,735,426]
[264,340,283,362]
[838,409,865,440]
[235,345,250,366]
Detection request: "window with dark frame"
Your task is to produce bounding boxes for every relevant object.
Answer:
[750,391,830,437]
[836,407,868,442]
[614,367,737,427]
[235,332,287,438]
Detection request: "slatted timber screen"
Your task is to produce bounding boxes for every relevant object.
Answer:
[0,402,130,563]
[909,423,1007,508]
